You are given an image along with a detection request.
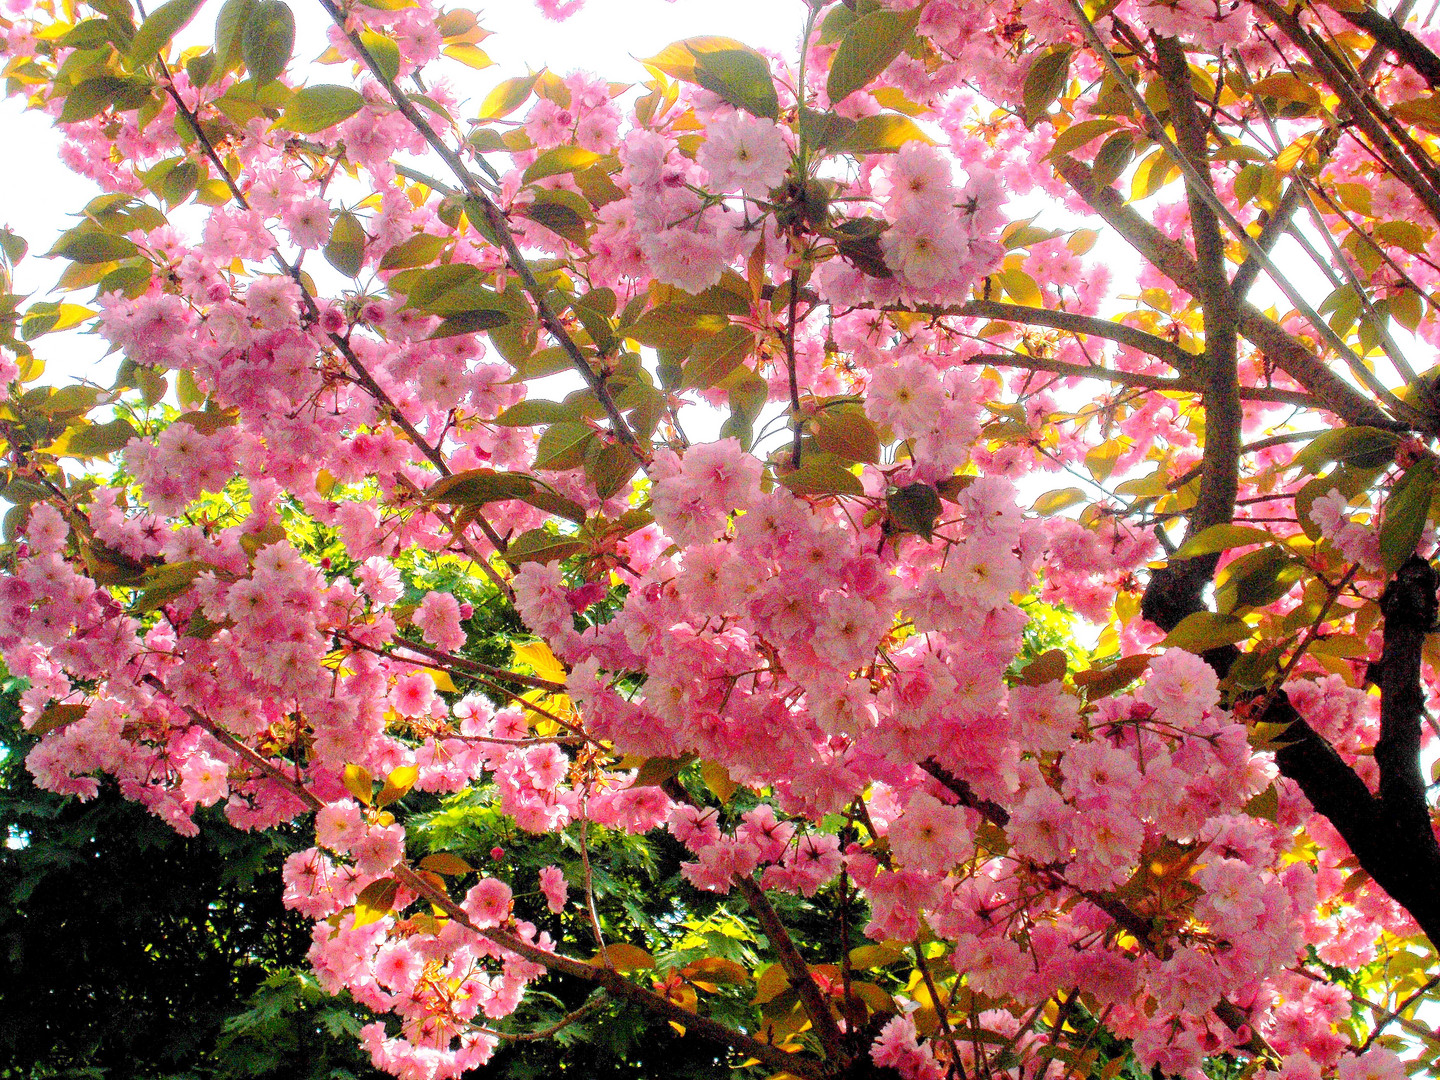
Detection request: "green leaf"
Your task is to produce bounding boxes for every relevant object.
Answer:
[1214,546,1300,613]
[1172,524,1275,559]
[1243,783,1280,822]
[1023,47,1073,126]
[128,0,203,64]
[47,229,139,264]
[778,453,864,498]
[273,84,364,133]
[887,482,942,540]
[626,304,729,349]
[242,0,294,87]
[359,29,400,82]
[323,210,364,277]
[1380,458,1438,573]
[158,160,200,206]
[215,0,255,72]
[828,113,931,154]
[584,438,640,501]
[1159,611,1252,653]
[185,50,217,87]
[378,233,445,271]
[66,417,139,458]
[0,228,26,265]
[495,400,583,427]
[131,560,207,613]
[523,146,603,184]
[59,75,153,123]
[520,489,587,525]
[1045,118,1119,160]
[1291,426,1400,475]
[505,528,586,564]
[1233,163,1264,208]
[59,17,116,48]
[812,403,880,464]
[424,469,537,505]
[396,262,479,303]
[533,421,595,471]
[476,71,543,120]
[693,43,779,120]
[681,324,752,389]
[428,309,510,338]
[826,7,921,103]
[520,192,590,246]
[1089,132,1136,188]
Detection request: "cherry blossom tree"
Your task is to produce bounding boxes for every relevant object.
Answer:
[4,0,1440,1076]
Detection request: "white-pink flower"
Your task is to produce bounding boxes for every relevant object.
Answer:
[696,113,790,195]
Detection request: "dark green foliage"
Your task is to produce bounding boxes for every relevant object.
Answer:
[0,679,380,1080]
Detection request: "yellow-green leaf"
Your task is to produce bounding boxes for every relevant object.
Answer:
[590,943,655,971]
[827,7,921,103]
[1172,524,1275,559]
[477,71,543,120]
[353,877,399,927]
[273,84,364,133]
[1159,611,1253,653]
[376,764,419,807]
[343,762,373,805]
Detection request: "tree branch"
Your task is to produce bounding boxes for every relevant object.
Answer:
[1054,156,1400,430]
[912,299,1200,373]
[734,876,849,1062]
[966,353,1320,407]
[1339,2,1440,88]
[1257,0,1440,230]
[1143,36,1242,629]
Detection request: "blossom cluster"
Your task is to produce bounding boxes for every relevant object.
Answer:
[0,0,1433,1077]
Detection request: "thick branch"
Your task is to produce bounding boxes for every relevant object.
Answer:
[1264,688,1440,947]
[1145,37,1243,626]
[1339,3,1440,88]
[1375,556,1439,841]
